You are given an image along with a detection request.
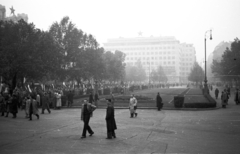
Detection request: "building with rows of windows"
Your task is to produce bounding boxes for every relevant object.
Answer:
[103,36,196,83]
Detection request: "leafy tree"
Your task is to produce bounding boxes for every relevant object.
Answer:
[188,62,204,84]
[212,38,240,84]
[104,50,126,82]
[0,20,62,89]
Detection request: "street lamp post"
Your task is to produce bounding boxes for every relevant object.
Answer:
[204,29,212,94]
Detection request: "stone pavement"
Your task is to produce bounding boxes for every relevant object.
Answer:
[0,97,240,154]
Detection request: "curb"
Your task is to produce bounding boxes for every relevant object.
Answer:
[61,106,221,111]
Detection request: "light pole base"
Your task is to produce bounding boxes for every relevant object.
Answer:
[203,83,209,95]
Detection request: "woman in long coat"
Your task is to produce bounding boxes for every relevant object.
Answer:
[56,92,62,109]
[105,99,117,139]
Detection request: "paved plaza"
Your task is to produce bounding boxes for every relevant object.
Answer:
[0,94,240,154]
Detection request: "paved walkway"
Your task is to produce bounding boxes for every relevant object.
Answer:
[0,97,240,154]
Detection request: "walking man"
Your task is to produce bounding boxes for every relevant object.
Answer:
[156,92,163,111]
[234,88,239,105]
[80,100,96,139]
[132,95,138,117]
[105,99,117,139]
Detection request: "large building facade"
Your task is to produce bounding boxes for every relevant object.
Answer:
[104,36,196,83]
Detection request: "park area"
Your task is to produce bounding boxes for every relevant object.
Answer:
[71,87,217,109]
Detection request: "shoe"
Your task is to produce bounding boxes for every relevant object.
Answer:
[135,113,138,117]
[81,136,86,139]
[41,112,44,114]
[89,132,94,136]
[37,115,39,119]
[113,135,116,138]
[29,119,32,121]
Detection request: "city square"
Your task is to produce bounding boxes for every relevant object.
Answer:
[0,87,240,154]
[1,0,240,154]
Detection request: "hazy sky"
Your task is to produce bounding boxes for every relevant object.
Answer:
[1,0,240,63]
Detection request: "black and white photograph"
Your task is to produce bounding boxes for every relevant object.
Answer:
[0,0,240,153]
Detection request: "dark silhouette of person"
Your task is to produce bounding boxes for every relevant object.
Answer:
[105,99,117,139]
[156,92,163,111]
[80,100,96,139]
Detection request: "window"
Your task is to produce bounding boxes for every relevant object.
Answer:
[172,56,175,59]
[152,57,154,60]
[151,62,154,65]
[163,57,166,59]
[172,61,175,64]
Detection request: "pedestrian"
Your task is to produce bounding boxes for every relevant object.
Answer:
[23,96,30,118]
[28,95,40,121]
[221,90,228,108]
[132,95,138,117]
[215,88,219,99]
[41,92,51,114]
[234,88,239,105]
[4,94,11,117]
[10,93,18,118]
[56,92,62,109]
[105,99,117,139]
[36,93,40,107]
[89,92,94,104]
[0,93,6,116]
[80,99,96,139]
[110,92,115,106]
[129,95,135,118]
[94,92,99,107]
[156,92,163,111]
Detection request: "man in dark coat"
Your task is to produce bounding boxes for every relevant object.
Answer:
[156,92,163,111]
[81,100,96,139]
[10,94,18,118]
[105,99,117,139]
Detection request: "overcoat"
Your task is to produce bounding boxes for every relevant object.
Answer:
[28,99,39,114]
[156,95,162,108]
[10,96,18,114]
[105,106,117,131]
[0,95,5,112]
[129,98,135,113]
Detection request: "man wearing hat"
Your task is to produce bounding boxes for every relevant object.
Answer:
[105,99,117,139]
[81,99,96,139]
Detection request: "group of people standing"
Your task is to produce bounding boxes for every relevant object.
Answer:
[215,86,240,108]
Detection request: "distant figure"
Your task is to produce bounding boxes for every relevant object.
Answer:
[156,92,163,111]
[110,92,115,106]
[94,93,99,107]
[105,99,117,139]
[129,94,137,118]
[89,92,94,104]
[28,95,40,120]
[56,92,61,109]
[234,88,240,105]
[0,94,5,116]
[215,88,219,99]
[221,90,228,108]
[41,92,51,114]
[80,100,96,139]
[10,94,18,118]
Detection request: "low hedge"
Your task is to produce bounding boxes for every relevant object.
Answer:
[184,102,216,108]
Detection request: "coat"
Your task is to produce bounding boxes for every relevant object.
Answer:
[56,93,61,107]
[129,98,135,113]
[81,103,96,120]
[105,106,117,131]
[10,96,18,114]
[0,95,5,112]
[28,99,39,114]
[42,95,49,108]
[156,95,162,107]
